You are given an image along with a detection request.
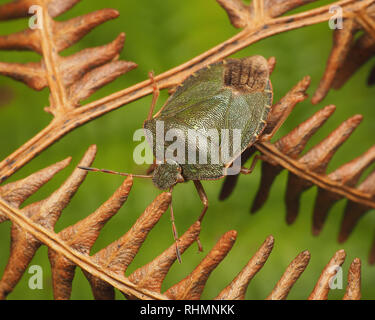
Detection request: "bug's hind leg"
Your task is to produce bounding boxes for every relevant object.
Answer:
[169,188,182,263]
[194,180,209,252]
[240,154,264,175]
[147,71,160,121]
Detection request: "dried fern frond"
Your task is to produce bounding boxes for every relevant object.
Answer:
[0,156,71,223]
[312,2,375,103]
[0,147,362,300]
[84,192,172,300]
[49,175,134,300]
[217,0,317,28]
[0,145,165,300]
[338,169,375,244]
[0,1,136,109]
[253,107,375,241]
[217,0,375,105]
[0,0,136,183]
[0,145,97,299]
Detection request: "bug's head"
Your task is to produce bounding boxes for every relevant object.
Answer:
[152,161,184,190]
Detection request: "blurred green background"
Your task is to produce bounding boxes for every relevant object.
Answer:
[0,0,374,300]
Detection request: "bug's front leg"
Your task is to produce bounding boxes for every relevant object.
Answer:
[194,180,209,252]
[147,71,160,120]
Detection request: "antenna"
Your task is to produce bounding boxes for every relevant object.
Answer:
[78,166,152,179]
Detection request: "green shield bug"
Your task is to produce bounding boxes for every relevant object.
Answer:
[80,55,275,262]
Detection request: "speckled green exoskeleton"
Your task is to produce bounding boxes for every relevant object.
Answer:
[80,55,274,261]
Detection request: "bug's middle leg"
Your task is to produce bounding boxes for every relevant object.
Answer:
[169,187,182,263]
[147,71,160,121]
[194,180,209,222]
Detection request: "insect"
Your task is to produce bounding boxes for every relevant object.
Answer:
[80,55,281,262]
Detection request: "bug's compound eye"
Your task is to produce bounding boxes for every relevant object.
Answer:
[152,162,184,190]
